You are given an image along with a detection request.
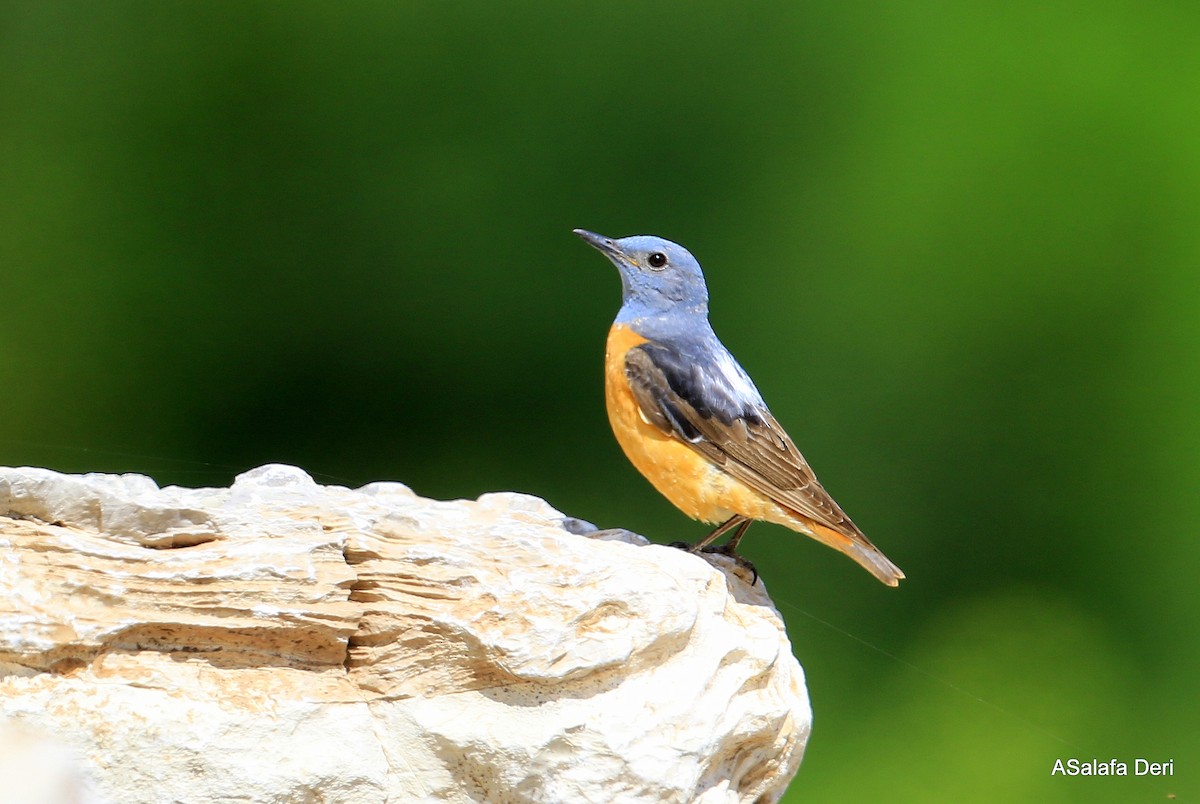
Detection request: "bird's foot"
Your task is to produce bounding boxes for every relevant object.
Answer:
[668,540,758,586]
[701,543,759,586]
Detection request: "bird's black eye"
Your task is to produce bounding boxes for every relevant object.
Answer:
[647,252,668,269]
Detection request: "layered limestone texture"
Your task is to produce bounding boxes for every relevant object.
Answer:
[0,464,810,803]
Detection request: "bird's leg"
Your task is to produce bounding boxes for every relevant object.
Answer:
[669,515,760,585]
[690,515,748,552]
[722,517,753,552]
[699,518,758,585]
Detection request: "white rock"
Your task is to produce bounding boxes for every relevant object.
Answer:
[0,720,101,804]
[0,464,810,803]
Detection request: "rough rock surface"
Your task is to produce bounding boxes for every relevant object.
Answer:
[0,464,810,803]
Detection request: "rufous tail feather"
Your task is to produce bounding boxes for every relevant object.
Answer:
[805,520,905,587]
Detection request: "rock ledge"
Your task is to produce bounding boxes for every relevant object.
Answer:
[0,464,809,803]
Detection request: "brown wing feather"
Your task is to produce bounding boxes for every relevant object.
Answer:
[624,346,857,535]
[625,344,904,585]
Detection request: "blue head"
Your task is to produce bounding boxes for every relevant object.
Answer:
[574,230,709,323]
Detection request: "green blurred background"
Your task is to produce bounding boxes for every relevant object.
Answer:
[2,2,1196,801]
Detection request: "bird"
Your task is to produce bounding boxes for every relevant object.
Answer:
[574,229,904,587]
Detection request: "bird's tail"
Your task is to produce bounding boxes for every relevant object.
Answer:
[802,519,905,587]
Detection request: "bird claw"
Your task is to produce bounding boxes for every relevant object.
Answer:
[701,543,759,586]
[668,540,759,586]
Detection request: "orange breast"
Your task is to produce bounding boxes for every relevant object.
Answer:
[605,324,786,525]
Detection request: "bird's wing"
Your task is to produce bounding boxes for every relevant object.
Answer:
[624,341,855,534]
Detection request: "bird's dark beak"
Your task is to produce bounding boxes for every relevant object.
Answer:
[573,228,625,263]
